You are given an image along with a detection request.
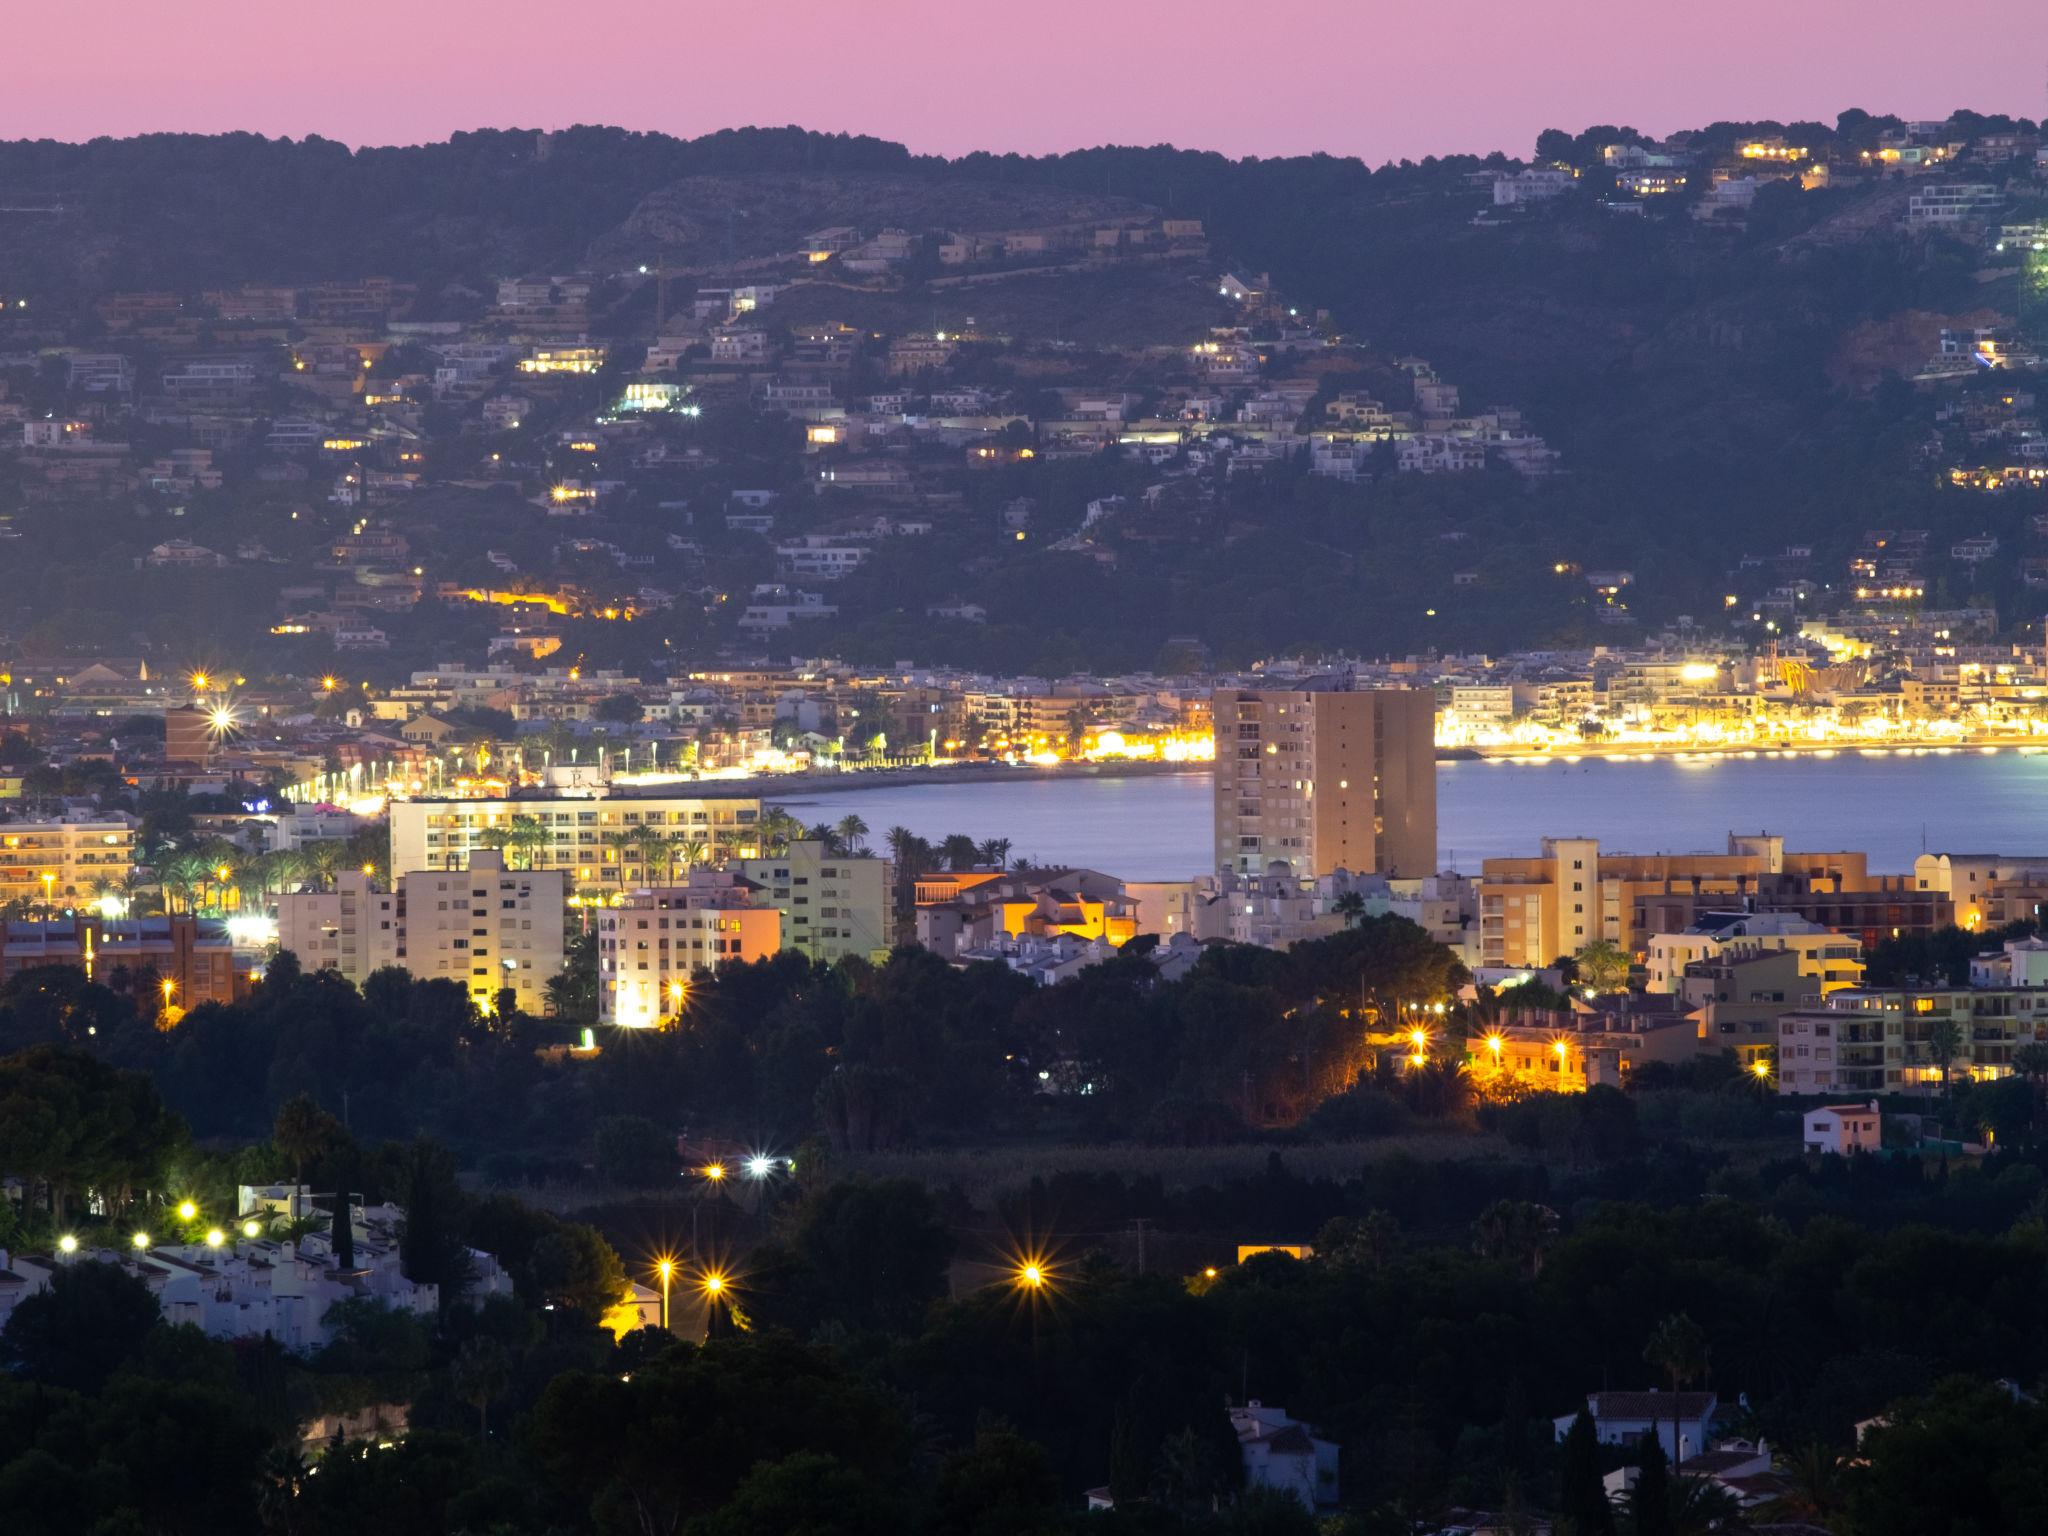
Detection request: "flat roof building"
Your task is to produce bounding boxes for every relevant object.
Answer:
[1211,687,1435,879]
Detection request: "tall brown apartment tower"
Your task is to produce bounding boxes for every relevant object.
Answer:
[1211,687,1436,878]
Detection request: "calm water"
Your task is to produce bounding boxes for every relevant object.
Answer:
[772,750,2048,880]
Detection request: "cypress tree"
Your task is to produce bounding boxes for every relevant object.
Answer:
[329,1185,355,1269]
[1631,1429,1672,1536]
[1556,1409,1614,1536]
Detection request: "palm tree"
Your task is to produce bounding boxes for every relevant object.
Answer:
[452,1336,512,1442]
[978,837,1012,869]
[631,824,671,884]
[1759,1438,1847,1530]
[273,1093,339,1222]
[304,840,346,891]
[940,833,981,871]
[668,835,707,880]
[1332,890,1367,928]
[255,1445,306,1534]
[1643,1312,1710,1466]
[1927,1016,1964,1107]
[1575,938,1631,994]
[1473,1199,1559,1278]
[507,814,550,871]
[834,814,869,854]
[598,829,633,894]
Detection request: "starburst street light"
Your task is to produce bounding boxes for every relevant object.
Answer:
[177,1200,198,1222]
[206,700,241,740]
[701,1161,727,1184]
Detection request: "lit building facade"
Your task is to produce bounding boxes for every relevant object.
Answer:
[388,795,762,883]
[276,851,563,1014]
[594,872,783,1027]
[0,816,137,907]
[0,914,246,1008]
[1775,984,2045,1097]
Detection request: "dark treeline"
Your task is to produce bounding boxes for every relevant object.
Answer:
[10,1081,2048,1533]
[0,916,1463,1173]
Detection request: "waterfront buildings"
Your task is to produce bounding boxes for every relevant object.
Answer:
[0,814,137,907]
[386,794,761,882]
[276,850,563,1013]
[1211,686,1436,879]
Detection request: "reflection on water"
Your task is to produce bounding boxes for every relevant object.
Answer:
[772,752,2048,880]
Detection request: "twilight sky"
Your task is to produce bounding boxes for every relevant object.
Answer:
[6,1,2045,164]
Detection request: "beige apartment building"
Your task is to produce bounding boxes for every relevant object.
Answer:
[1776,983,2045,1097]
[1478,834,1921,970]
[0,815,137,907]
[1643,913,1863,995]
[387,795,762,884]
[1211,687,1436,878]
[277,851,563,1015]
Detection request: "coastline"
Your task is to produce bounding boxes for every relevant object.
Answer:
[650,735,2046,801]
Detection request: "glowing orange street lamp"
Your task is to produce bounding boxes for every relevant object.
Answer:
[656,1257,675,1331]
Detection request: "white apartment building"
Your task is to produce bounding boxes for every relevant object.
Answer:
[738,839,891,964]
[276,872,401,982]
[1907,182,2003,225]
[276,851,563,1014]
[0,815,138,906]
[595,872,783,1026]
[387,795,762,883]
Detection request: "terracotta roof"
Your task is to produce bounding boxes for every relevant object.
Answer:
[1589,1391,1716,1421]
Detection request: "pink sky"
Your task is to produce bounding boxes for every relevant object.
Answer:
[6,1,2045,163]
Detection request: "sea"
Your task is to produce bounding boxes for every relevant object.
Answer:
[767,749,2048,880]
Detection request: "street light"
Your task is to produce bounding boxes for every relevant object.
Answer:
[242,1219,263,1239]
[702,1162,727,1184]
[58,1234,78,1255]
[746,1154,774,1180]
[657,1257,675,1331]
[177,1200,198,1222]
[132,1231,150,1250]
[205,1228,225,1248]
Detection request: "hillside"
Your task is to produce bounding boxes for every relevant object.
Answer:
[1,118,2046,671]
